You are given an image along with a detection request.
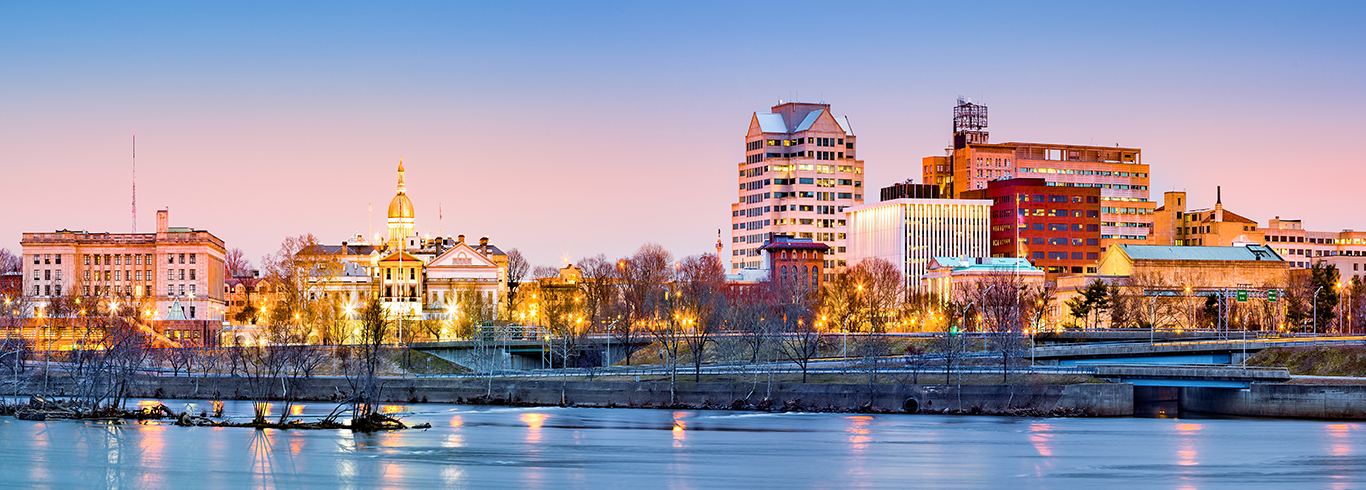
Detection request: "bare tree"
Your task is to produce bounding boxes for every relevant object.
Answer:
[502,248,531,320]
[617,244,672,366]
[677,254,725,382]
[344,296,390,428]
[770,277,822,382]
[224,247,251,277]
[577,255,619,367]
[260,234,340,343]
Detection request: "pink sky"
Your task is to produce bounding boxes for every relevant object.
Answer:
[1,2,1362,269]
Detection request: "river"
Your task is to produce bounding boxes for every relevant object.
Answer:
[0,400,1360,489]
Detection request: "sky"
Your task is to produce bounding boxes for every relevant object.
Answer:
[2,1,1363,269]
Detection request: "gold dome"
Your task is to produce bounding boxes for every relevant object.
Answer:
[388,193,414,219]
[387,160,415,219]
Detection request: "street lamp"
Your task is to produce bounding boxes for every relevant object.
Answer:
[1313,285,1324,340]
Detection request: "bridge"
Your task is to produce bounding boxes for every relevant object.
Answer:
[411,336,651,370]
[1031,337,1366,366]
[1089,364,1291,388]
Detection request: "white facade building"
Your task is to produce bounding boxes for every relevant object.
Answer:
[846,198,992,291]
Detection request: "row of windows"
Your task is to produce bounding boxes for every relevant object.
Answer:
[1002,209,1100,218]
[1044,181,1149,191]
[747,151,855,163]
[1030,251,1100,261]
[768,164,860,174]
[1019,168,1148,178]
[1101,222,1153,228]
[755,137,852,148]
[996,237,1100,247]
[1101,207,1154,215]
[1101,234,1149,240]
[1017,194,1101,204]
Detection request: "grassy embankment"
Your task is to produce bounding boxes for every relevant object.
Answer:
[1246,346,1366,384]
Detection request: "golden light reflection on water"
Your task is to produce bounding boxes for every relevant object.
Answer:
[1326,423,1355,457]
[522,413,547,444]
[1028,423,1054,457]
[846,416,872,452]
[379,404,407,414]
[449,415,463,428]
[672,411,689,448]
[290,404,305,417]
[1174,422,1202,473]
[249,429,277,488]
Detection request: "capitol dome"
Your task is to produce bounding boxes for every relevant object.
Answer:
[386,160,416,246]
[388,192,414,219]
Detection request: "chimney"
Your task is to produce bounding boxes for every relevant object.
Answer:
[1214,186,1224,222]
[457,234,465,244]
[156,209,168,234]
[479,236,489,247]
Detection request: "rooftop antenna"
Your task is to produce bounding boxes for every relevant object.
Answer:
[131,133,137,233]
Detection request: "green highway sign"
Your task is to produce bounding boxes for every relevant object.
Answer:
[1237,290,1248,302]
[1267,290,1278,302]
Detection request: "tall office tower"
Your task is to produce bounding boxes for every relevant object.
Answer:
[730,102,865,279]
[923,98,1153,252]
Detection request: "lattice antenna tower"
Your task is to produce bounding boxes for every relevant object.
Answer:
[952,96,989,149]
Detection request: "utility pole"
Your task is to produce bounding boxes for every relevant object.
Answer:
[1314,286,1323,341]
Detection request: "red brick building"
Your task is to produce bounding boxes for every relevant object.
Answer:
[962,178,1101,278]
[758,234,829,287]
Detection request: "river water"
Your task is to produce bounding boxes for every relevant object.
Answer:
[0,400,1360,489]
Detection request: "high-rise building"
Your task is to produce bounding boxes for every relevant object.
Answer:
[730,102,865,278]
[923,98,1153,252]
[20,209,227,321]
[846,198,992,292]
[961,178,1102,278]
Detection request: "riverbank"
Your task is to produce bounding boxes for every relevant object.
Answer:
[12,374,1130,417]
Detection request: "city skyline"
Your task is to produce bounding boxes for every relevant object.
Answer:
[3,2,1364,268]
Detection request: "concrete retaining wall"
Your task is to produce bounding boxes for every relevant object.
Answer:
[33,376,1133,416]
[1182,384,1366,419]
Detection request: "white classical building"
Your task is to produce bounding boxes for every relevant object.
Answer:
[846,198,992,291]
[309,161,509,330]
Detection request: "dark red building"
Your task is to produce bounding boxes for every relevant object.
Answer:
[759,234,829,287]
[962,178,1101,277]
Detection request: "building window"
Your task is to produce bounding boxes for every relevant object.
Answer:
[179,269,185,280]
[190,269,196,280]
[179,253,185,264]
[168,254,174,264]
[189,253,196,264]
[189,306,195,319]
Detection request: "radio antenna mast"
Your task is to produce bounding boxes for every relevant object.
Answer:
[132,133,137,233]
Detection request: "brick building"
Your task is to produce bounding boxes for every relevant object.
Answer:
[961,178,1101,278]
[759,234,829,287]
[924,98,1152,251]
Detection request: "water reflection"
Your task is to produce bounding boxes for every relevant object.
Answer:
[521,413,547,444]
[1028,423,1054,457]
[672,411,689,448]
[846,415,872,451]
[0,402,1364,488]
